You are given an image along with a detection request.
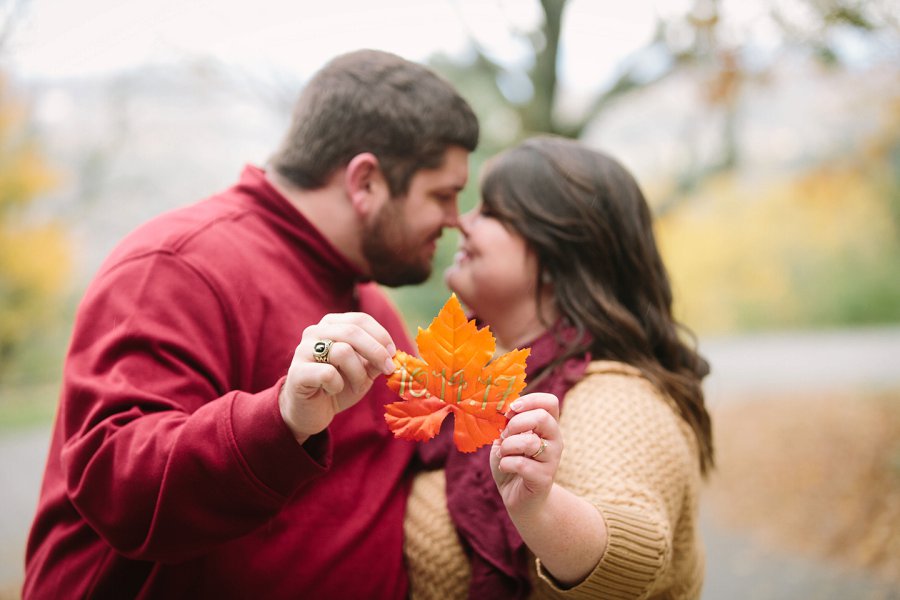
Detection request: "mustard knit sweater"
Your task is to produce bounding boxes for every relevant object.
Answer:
[404,361,705,600]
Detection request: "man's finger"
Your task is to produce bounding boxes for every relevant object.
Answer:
[288,362,345,398]
[324,341,373,394]
[319,312,397,354]
[303,322,395,375]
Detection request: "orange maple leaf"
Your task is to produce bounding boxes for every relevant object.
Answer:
[385,294,530,452]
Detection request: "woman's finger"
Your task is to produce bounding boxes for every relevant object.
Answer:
[495,454,556,488]
[496,431,540,457]
[507,392,559,420]
[503,409,559,440]
[497,431,557,462]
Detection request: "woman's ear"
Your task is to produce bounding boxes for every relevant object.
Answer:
[345,152,387,217]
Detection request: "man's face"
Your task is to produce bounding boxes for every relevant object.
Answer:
[362,146,469,287]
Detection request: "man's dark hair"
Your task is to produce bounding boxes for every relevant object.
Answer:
[270,49,479,197]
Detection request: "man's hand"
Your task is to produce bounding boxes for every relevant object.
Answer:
[279,313,397,444]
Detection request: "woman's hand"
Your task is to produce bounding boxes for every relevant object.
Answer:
[490,392,562,515]
[490,392,609,587]
[279,312,397,444]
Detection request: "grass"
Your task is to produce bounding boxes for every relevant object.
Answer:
[0,316,69,431]
[0,382,59,431]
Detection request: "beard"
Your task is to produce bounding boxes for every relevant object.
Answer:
[362,200,435,287]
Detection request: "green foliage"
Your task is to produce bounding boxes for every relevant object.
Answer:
[0,382,59,430]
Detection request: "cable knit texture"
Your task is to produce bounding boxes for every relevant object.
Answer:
[404,360,705,600]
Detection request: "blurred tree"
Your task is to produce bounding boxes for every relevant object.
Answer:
[773,0,900,64]
[0,0,71,384]
[0,76,70,382]
[443,0,734,138]
[440,0,898,210]
[656,99,900,333]
[417,0,900,335]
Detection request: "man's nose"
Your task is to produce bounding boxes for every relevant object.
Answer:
[443,199,461,228]
[455,210,474,235]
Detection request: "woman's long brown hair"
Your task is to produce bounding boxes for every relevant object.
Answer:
[480,136,714,474]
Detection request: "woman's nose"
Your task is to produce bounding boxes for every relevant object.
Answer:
[457,210,475,235]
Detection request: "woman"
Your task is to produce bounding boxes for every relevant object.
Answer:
[404,136,714,599]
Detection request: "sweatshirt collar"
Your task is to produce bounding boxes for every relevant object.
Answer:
[236,165,367,286]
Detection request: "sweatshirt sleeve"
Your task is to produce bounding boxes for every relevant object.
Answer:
[58,250,330,562]
[532,369,697,600]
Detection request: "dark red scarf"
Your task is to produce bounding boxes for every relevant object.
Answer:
[417,323,591,599]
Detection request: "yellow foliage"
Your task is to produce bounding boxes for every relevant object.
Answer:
[0,224,71,340]
[0,144,58,214]
[657,158,899,333]
[0,74,70,375]
[0,84,58,215]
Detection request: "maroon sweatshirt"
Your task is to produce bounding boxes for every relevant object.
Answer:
[24,166,417,599]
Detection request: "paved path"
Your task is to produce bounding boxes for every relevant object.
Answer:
[2,326,899,597]
[700,325,900,405]
[0,425,49,592]
[698,325,900,599]
[701,509,899,599]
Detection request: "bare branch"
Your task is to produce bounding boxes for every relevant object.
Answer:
[520,0,565,133]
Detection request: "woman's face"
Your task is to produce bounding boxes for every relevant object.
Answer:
[444,202,540,319]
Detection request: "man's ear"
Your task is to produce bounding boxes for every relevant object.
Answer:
[345,152,387,217]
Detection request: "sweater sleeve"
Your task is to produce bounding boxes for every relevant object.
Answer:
[59,251,331,562]
[532,368,696,600]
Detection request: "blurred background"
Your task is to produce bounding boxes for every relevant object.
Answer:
[0,0,898,597]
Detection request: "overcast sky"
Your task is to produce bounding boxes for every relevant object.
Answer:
[2,0,704,88]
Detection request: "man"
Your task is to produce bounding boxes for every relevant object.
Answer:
[24,49,479,599]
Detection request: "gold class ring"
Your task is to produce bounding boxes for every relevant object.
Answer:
[312,339,334,364]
